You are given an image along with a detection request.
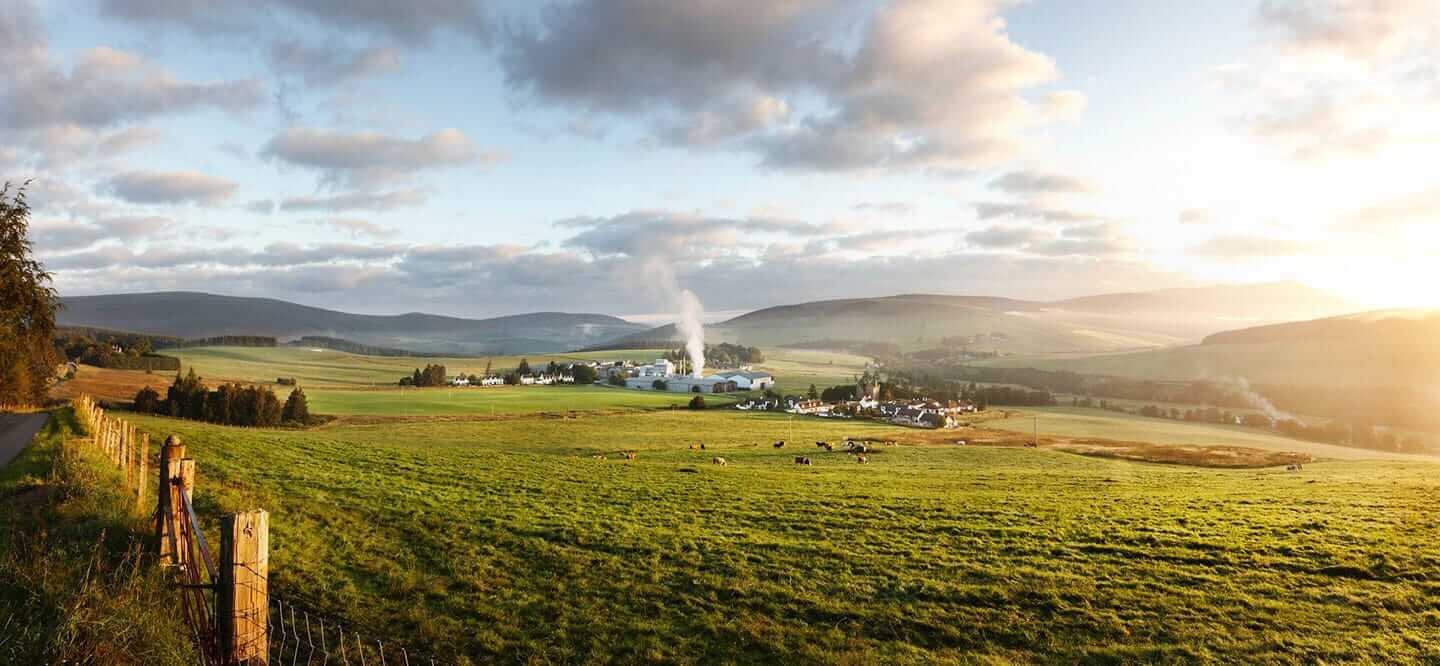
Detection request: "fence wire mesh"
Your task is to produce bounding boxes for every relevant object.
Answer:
[266,595,447,666]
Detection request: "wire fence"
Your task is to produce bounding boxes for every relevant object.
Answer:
[266,594,449,666]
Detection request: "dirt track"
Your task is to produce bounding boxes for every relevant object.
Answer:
[0,413,48,468]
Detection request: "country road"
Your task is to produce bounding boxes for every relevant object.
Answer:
[0,413,49,468]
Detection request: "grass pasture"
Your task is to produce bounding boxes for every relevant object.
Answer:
[305,384,736,416]
[119,408,1440,664]
[988,407,1434,461]
[162,346,670,388]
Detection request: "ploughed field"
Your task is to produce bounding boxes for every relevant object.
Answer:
[124,408,1440,664]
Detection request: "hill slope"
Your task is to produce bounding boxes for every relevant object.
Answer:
[57,292,648,355]
[597,283,1351,355]
[978,309,1440,389]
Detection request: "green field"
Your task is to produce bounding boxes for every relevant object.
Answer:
[988,407,1433,461]
[305,384,736,415]
[163,346,669,388]
[120,407,1440,663]
[750,348,870,394]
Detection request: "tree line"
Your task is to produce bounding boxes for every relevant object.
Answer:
[133,368,311,427]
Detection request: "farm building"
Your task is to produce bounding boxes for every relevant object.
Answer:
[711,370,774,390]
[666,377,737,394]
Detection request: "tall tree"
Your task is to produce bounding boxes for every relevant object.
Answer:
[0,183,61,405]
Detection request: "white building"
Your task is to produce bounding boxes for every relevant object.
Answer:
[450,377,470,386]
[713,371,774,391]
[636,358,676,377]
[479,376,504,386]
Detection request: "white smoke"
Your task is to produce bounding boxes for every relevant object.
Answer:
[676,289,705,378]
[1230,377,1290,423]
[635,257,706,378]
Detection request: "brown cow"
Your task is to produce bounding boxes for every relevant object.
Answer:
[621,451,637,460]
[773,440,785,448]
[822,442,834,451]
[689,443,698,451]
[712,457,727,466]
[794,456,812,465]
[856,455,868,464]
[814,441,827,448]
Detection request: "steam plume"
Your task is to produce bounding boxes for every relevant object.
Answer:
[676,289,705,378]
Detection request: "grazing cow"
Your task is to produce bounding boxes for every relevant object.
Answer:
[852,443,868,454]
[885,440,896,447]
[700,443,706,450]
[712,457,727,466]
[773,441,785,448]
[815,441,827,448]
[794,456,812,465]
[1286,463,1301,472]
[822,442,834,451]
[689,443,698,451]
[856,455,869,464]
[622,451,637,461]
[1024,442,1037,448]
[593,454,606,461]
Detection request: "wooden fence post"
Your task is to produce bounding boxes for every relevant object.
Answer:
[157,435,186,564]
[136,433,149,511]
[218,510,269,665]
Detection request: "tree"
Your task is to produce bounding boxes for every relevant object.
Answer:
[571,364,597,384]
[517,358,531,375]
[688,395,706,410]
[0,183,61,405]
[133,386,162,413]
[807,384,819,400]
[282,387,310,424]
[609,371,626,386]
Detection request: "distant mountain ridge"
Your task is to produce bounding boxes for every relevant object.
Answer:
[597,282,1352,355]
[57,292,648,355]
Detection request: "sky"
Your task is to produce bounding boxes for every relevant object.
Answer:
[4,0,1438,320]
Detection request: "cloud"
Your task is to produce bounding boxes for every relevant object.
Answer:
[502,0,1080,171]
[558,210,827,260]
[269,40,401,87]
[261,127,500,186]
[278,188,426,212]
[300,217,397,238]
[1338,186,1440,231]
[31,215,174,251]
[966,225,1045,249]
[1,46,262,131]
[1178,208,1210,225]
[1189,234,1317,259]
[989,170,1092,195]
[1235,0,1440,161]
[974,201,1104,225]
[1258,0,1432,61]
[99,0,490,43]
[103,170,238,205]
[244,199,276,215]
[852,201,914,214]
[96,126,166,156]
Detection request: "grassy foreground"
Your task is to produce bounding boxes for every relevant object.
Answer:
[123,408,1440,664]
[0,409,194,664]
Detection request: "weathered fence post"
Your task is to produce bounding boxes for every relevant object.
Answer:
[157,435,186,564]
[218,510,269,665]
[136,433,149,511]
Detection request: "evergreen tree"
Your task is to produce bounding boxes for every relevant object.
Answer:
[282,387,310,424]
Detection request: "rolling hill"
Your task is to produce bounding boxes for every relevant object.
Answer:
[977,309,1440,389]
[595,282,1351,355]
[57,292,649,355]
